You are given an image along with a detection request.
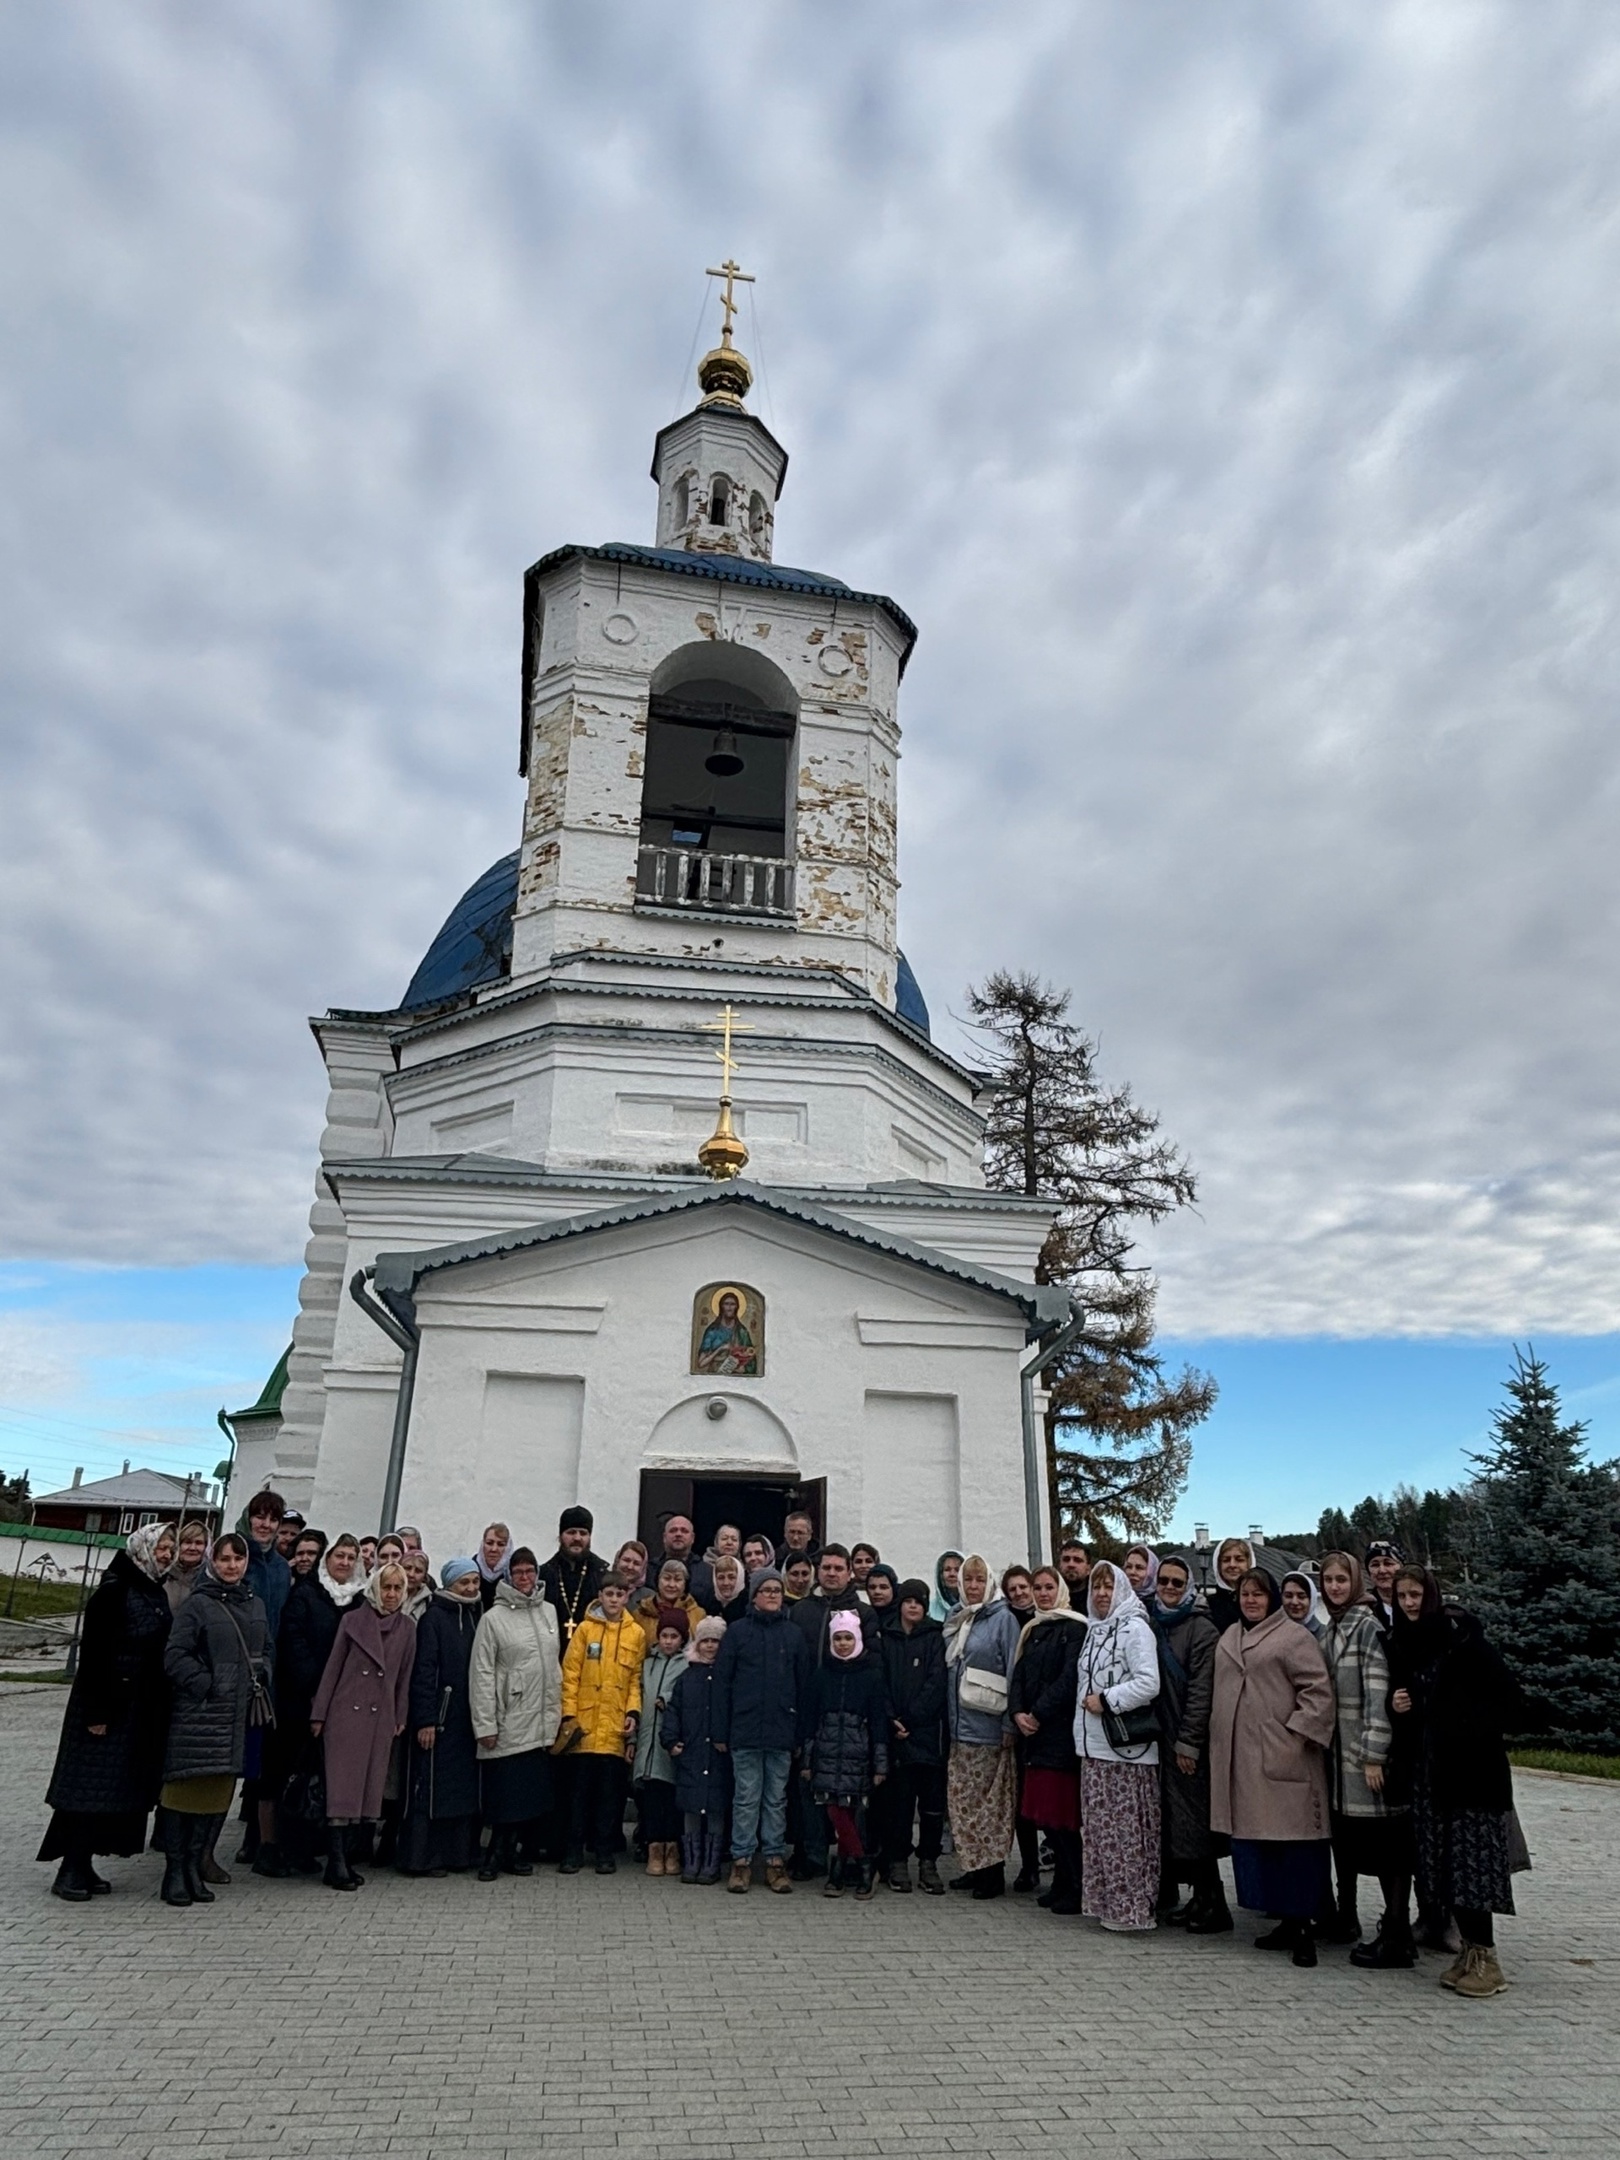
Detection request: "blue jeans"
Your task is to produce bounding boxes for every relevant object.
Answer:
[729,1748,792,1862]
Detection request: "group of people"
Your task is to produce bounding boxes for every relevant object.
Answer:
[37,1497,1523,1997]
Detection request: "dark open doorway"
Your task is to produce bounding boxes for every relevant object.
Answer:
[638,1472,825,1560]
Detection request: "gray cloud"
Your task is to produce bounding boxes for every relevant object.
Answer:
[1,2,1617,1337]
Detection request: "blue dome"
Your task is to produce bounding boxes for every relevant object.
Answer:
[400,852,518,1010]
[895,950,931,1036]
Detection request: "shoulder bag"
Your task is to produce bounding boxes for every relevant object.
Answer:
[958,1664,1010,1717]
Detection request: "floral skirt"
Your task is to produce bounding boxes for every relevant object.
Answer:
[1080,1759,1161,1928]
[1414,1789,1515,1917]
[947,1741,1016,1872]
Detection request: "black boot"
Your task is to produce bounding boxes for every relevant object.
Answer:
[971,1864,1006,1900]
[1292,1919,1318,1968]
[1185,1884,1234,1934]
[160,1815,193,1907]
[822,1856,845,1898]
[1317,1870,1360,1944]
[252,1842,292,1879]
[1045,1831,1084,1916]
[1012,1818,1041,1891]
[949,1866,981,1893]
[505,1831,534,1877]
[182,1817,218,1904]
[51,1850,96,1903]
[700,1825,725,1885]
[680,1830,701,1884]
[853,1858,877,1902]
[1350,1917,1417,1969]
[477,1830,503,1884]
[325,1826,359,1892]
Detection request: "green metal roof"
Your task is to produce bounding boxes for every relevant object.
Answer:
[229,1344,291,1424]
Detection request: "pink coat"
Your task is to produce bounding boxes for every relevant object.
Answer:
[1208,1608,1334,1842]
[310,1606,417,1820]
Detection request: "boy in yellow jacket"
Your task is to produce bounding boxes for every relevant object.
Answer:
[559,1573,643,1874]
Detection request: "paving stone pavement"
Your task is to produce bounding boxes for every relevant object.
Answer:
[3,1685,1618,2160]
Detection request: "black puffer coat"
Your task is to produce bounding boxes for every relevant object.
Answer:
[661,1660,733,1815]
[45,1551,172,1816]
[162,1577,270,1782]
[877,1615,948,1765]
[1007,1616,1086,1772]
[406,1593,482,1820]
[802,1654,889,1805]
[712,1606,811,1752]
[1387,1606,1521,1814]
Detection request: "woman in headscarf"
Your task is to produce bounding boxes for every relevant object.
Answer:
[943,1554,1023,1899]
[1122,1545,1160,1603]
[1209,1567,1334,1966]
[261,1531,365,1878]
[1206,1537,1255,1634]
[1149,1551,1229,1931]
[998,1565,1040,1887]
[1007,1565,1087,1915]
[309,1561,418,1891]
[469,1545,562,1879]
[475,1522,512,1611]
[1313,1551,1410,1964]
[38,1521,175,1900]
[708,1552,750,1625]
[398,1556,486,1876]
[159,1532,270,1907]
[703,1523,744,1567]
[929,1549,963,1623]
[402,1546,435,1621]
[1071,1559,1162,1931]
[164,1520,210,1615]
[1281,1570,1327,1640]
[1387,1565,1520,1998]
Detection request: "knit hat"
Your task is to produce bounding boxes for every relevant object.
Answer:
[749,1567,785,1602]
[829,1609,862,1639]
[896,1578,932,1610]
[558,1505,593,1534]
[440,1556,479,1588]
[693,1615,727,1646]
[653,1608,692,1644]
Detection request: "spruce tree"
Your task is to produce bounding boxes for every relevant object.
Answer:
[966,969,1215,1545]
[1465,1347,1620,1751]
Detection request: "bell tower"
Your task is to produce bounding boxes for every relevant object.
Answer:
[651,261,786,562]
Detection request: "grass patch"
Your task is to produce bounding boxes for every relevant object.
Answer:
[0,1669,70,1684]
[0,1578,93,1621]
[1511,1748,1620,1780]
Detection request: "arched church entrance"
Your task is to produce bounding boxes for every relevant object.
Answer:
[636,1391,824,1557]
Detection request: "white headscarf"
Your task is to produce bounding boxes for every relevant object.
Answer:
[125,1521,171,1583]
[1282,1570,1327,1634]
[1085,1559,1148,1634]
[943,1553,1000,1665]
[1014,1573,1087,1662]
[318,1549,366,1609]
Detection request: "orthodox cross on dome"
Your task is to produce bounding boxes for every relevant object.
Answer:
[706,258,754,348]
[697,1004,753,1180]
[697,260,756,409]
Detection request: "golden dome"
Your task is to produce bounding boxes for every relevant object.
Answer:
[697,1098,750,1180]
[697,341,753,409]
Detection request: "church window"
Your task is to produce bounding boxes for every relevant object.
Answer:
[708,475,730,525]
[672,474,689,529]
[749,491,768,543]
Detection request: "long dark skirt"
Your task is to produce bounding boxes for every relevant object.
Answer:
[396,1808,479,1874]
[1330,1807,1413,1878]
[1232,1836,1331,1917]
[481,1747,552,1826]
[37,1806,150,1862]
[1414,1789,1515,1917]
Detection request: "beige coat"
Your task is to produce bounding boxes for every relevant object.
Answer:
[468,1580,562,1759]
[1209,1608,1334,1841]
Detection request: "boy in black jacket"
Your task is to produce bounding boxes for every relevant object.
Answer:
[876,1580,949,1893]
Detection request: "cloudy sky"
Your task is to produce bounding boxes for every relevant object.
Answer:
[2,3,1618,1525]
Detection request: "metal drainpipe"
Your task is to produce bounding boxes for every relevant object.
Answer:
[1019,1303,1091,1566]
[349,1268,420,1537]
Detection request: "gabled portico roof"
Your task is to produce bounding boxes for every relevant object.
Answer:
[368,1180,1071,1334]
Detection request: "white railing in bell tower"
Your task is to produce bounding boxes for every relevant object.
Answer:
[636,845,795,920]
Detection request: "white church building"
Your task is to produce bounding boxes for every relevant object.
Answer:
[228,280,1075,1576]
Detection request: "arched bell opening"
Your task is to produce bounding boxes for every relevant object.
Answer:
[636,643,799,919]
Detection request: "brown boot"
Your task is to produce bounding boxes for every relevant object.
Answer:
[1451,1945,1508,1998]
[727,1858,752,1894]
[764,1857,794,1895]
[645,1843,665,1877]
